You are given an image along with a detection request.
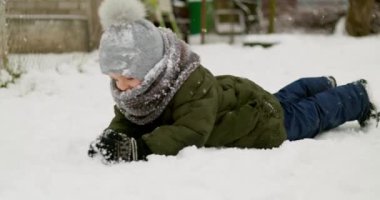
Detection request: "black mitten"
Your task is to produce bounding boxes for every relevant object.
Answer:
[88,129,139,163]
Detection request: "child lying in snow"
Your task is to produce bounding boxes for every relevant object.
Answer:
[88,0,380,163]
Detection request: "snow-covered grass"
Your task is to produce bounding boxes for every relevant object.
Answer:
[0,34,379,200]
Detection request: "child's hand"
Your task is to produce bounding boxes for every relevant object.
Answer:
[88,129,138,164]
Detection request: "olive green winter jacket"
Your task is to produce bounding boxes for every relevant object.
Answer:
[107,66,287,156]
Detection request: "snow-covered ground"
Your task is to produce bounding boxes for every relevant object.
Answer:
[1,34,380,200]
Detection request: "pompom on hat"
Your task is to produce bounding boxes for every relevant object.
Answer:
[98,0,164,80]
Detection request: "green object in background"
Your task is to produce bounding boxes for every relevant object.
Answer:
[188,0,214,34]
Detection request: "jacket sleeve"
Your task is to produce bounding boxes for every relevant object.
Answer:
[106,106,153,159]
[142,71,219,155]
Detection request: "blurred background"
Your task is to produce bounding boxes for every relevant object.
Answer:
[0,0,379,85]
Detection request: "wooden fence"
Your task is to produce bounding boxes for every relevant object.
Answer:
[5,0,103,53]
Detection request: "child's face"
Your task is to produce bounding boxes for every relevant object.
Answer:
[109,73,142,91]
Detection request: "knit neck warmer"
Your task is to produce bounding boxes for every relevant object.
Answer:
[110,28,200,125]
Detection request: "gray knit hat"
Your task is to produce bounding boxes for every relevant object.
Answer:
[99,20,164,79]
[98,0,164,80]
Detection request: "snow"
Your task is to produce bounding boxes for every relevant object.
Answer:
[1,34,380,200]
[0,69,12,85]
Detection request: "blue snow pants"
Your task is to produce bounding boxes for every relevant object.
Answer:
[274,77,370,141]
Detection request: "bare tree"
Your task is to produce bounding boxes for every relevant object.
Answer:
[0,0,8,70]
[346,0,375,36]
[268,0,276,33]
[0,0,21,87]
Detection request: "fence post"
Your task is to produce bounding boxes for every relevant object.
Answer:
[267,0,276,33]
[201,0,206,44]
[0,0,8,70]
[87,0,102,50]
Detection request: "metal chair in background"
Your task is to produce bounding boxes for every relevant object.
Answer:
[234,0,261,33]
[213,0,261,34]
